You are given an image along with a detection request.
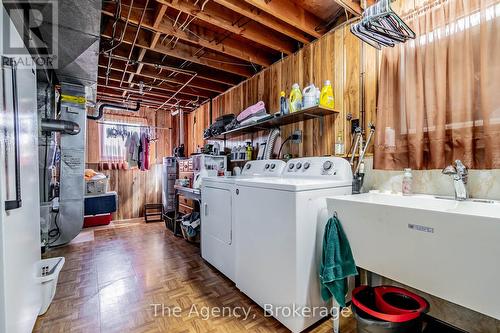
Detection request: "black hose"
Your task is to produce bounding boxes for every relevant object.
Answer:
[87,101,141,121]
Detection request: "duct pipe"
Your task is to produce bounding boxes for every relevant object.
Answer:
[41,119,81,135]
[87,101,141,121]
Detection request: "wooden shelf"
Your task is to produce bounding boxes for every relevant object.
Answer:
[208,105,339,140]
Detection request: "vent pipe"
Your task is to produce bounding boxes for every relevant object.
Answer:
[41,119,81,135]
[87,101,141,120]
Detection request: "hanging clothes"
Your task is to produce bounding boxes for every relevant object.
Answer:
[126,132,140,168]
[139,131,150,171]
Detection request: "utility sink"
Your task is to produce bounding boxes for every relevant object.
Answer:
[327,191,500,320]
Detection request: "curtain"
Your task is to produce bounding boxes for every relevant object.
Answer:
[375,0,500,170]
[98,115,147,170]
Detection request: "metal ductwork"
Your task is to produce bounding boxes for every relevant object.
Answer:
[49,84,87,247]
[87,101,141,121]
[7,0,102,86]
[41,119,80,135]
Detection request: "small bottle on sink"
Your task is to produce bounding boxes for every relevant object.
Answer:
[402,168,413,196]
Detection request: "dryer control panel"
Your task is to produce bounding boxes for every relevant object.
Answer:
[284,157,352,181]
[241,160,286,176]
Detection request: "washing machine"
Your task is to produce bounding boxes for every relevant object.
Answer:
[234,157,353,333]
[201,160,286,281]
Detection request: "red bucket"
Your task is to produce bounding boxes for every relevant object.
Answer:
[352,285,429,323]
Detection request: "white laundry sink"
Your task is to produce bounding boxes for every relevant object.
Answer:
[327,191,500,320]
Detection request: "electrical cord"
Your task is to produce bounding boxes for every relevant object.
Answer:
[278,132,302,158]
[48,211,60,246]
[277,136,292,159]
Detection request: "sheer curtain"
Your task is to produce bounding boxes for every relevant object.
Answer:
[375,0,500,170]
[98,115,147,170]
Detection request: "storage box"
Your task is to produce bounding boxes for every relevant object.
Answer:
[85,177,109,195]
[84,214,112,228]
[84,191,117,216]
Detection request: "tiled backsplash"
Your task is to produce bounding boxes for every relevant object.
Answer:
[362,158,500,200]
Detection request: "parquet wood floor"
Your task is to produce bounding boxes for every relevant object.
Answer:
[34,219,357,333]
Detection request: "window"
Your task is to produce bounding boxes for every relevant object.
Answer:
[99,122,141,168]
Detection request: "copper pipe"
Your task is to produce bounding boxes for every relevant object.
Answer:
[105,0,134,86]
[119,0,149,87]
[154,73,198,113]
[102,53,197,76]
[97,95,196,110]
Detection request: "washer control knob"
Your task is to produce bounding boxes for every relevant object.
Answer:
[265,164,270,170]
[246,164,251,170]
[304,162,310,170]
[289,163,295,170]
[296,162,302,170]
[270,164,276,169]
[323,161,333,171]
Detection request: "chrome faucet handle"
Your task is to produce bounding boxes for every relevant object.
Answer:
[454,160,468,183]
[442,160,469,201]
[454,160,468,174]
[442,165,457,175]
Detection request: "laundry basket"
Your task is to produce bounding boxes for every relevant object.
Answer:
[37,257,65,315]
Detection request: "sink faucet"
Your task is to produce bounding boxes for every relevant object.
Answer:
[442,160,468,201]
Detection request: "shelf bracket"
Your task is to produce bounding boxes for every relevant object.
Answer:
[304,113,325,136]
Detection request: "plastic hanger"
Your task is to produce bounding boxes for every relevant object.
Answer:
[350,0,415,49]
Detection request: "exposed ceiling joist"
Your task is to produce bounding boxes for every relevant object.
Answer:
[334,0,377,16]
[155,0,300,53]
[212,0,313,44]
[99,47,242,86]
[101,27,256,77]
[97,87,196,105]
[334,0,362,15]
[97,92,195,110]
[99,72,213,99]
[101,6,273,67]
[98,63,227,94]
[243,0,323,38]
[143,35,256,77]
[124,3,168,96]
[98,77,202,102]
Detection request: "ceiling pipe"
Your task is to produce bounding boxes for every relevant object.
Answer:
[119,0,150,87]
[87,101,141,121]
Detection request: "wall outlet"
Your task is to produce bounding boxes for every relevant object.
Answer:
[351,119,360,134]
[292,130,302,144]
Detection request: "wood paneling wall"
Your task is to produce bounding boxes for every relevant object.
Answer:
[186,103,211,154]
[86,107,177,219]
[85,0,419,220]
[185,22,379,158]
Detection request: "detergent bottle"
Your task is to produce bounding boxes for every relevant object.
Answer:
[279,91,288,115]
[302,84,317,109]
[319,80,335,109]
[289,83,303,113]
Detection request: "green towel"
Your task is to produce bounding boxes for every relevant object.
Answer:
[320,215,358,307]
